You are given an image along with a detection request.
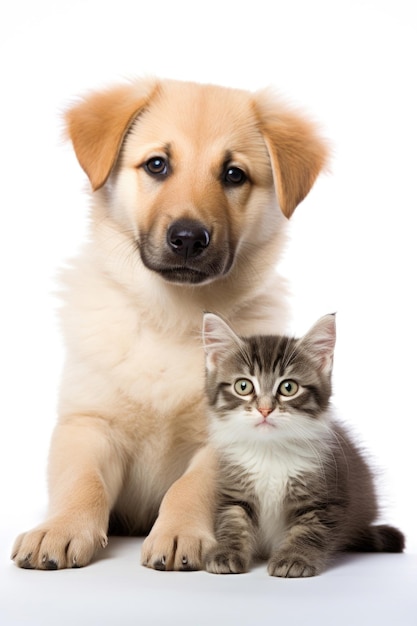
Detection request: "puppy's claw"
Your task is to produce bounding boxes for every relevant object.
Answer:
[19,555,35,570]
[153,555,167,571]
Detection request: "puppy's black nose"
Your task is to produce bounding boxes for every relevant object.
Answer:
[167,219,210,260]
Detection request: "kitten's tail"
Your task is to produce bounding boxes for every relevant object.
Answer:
[347,524,405,553]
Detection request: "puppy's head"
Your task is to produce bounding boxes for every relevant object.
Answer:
[66,79,328,285]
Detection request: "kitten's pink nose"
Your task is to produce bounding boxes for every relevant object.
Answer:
[258,407,273,418]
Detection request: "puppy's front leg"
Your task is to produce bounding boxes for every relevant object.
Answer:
[12,416,124,569]
[142,445,217,571]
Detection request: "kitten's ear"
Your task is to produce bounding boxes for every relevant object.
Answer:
[299,314,336,375]
[203,314,242,371]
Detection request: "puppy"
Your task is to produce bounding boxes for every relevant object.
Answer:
[12,78,328,570]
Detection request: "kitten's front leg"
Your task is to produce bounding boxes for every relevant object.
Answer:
[205,502,255,575]
[267,503,339,578]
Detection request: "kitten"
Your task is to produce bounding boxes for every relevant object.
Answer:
[202,313,405,577]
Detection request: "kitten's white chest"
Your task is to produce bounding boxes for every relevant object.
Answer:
[227,442,321,556]
[250,451,293,555]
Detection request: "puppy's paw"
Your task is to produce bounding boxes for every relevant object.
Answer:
[267,554,319,578]
[11,517,108,570]
[205,546,249,574]
[141,520,215,571]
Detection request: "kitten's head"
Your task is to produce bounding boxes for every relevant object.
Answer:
[202,313,336,445]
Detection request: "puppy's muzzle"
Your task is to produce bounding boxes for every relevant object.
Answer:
[139,215,234,285]
[167,219,210,261]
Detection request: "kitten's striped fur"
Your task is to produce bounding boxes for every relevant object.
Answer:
[203,313,404,577]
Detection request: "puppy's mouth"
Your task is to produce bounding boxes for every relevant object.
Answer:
[138,219,234,286]
[154,266,214,285]
[139,252,231,285]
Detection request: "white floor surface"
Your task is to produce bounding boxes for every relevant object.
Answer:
[1,534,416,626]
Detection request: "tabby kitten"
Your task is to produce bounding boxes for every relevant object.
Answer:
[202,313,404,577]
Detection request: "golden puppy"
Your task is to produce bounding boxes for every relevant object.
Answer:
[12,78,327,570]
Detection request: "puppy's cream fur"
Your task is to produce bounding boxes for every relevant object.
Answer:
[12,78,328,570]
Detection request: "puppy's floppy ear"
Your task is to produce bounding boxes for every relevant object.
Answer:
[254,90,329,218]
[65,78,159,190]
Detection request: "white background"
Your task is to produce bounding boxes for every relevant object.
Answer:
[1,1,416,624]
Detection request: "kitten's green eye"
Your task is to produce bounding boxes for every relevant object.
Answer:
[278,380,299,397]
[234,379,254,396]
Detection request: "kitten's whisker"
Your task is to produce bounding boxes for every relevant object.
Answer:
[319,420,351,478]
[283,418,329,483]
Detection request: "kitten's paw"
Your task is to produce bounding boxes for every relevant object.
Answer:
[11,517,108,570]
[205,547,249,574]
[267,555,319,578]
[142,521,215,571]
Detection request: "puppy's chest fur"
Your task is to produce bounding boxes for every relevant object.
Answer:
[219,442,325,554]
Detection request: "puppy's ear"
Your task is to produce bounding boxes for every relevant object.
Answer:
[65,78,159,190]
[254,90,329,218]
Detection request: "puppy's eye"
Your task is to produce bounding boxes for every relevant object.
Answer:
[224,166,247,186]
[144,157,169,177]
[278,380,299,397]
[234,378,254,396]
